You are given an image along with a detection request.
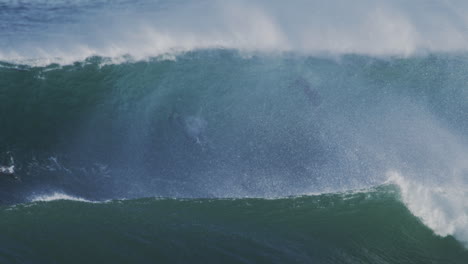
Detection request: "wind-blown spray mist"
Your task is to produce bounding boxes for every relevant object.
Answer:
[3,0,468,65]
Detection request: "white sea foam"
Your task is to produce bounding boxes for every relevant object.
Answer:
[2,0,468,66]
[0,165,15,175]
[388,171,468,246]
[30,192,94,203]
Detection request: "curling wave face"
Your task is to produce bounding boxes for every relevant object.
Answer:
[0,52,467,247]
[0,52,465,200]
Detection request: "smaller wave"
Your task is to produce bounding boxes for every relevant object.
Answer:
[2,185,466,264]
[30,192,95,203]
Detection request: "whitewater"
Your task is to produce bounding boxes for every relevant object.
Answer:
[1,0,468,263]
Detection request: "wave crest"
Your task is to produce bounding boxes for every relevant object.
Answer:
[3,0,468,65]
[389,171,468,246]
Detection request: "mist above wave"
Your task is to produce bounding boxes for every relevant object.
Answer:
[2,0,468,65]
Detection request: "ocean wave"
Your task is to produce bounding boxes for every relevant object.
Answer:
[1,2,468,262]
[0,37,467,256]
[19,173,468,249]
[1,185,467,263]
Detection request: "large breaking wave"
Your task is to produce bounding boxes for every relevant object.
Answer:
[1,0,468,260]
[1,52,467,246]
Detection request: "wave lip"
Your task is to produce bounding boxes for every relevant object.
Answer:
[388,171,468,247]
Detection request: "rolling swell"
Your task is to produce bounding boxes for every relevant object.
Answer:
[0,186,467,264]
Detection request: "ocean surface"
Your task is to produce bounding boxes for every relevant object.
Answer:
[1,0,468,263]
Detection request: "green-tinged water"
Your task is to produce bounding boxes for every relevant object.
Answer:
[1,51,468,263]
[0,186,466,264]
[1,52,467,202]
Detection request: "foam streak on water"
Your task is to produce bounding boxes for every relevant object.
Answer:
[30,192,94,203]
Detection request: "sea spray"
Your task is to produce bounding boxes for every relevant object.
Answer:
[4,0,468,65]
